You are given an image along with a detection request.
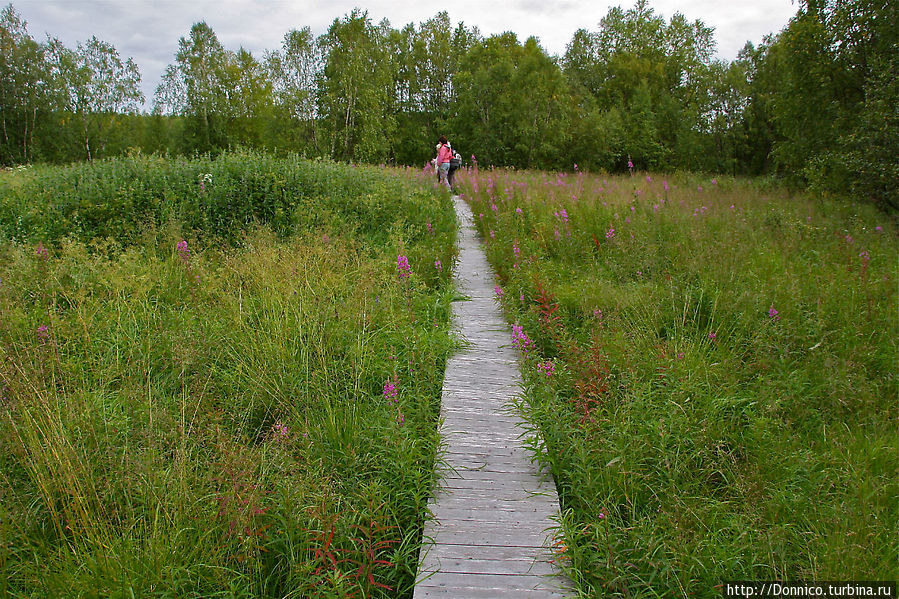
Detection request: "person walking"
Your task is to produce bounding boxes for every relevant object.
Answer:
[447,147,462,192]
[435,136,453,189]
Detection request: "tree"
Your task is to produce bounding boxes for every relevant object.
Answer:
[317,10,395,162]
[265,27,321,152]
[451,33,569,169]
[155,22,229,152]
[47,35,143,161]
[562,0,718,171]
[0,4,50,164]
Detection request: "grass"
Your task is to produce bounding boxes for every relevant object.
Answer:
[0,155,457,597]
[455,167,898,596]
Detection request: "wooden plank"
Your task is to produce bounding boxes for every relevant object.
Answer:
[416,573,569,593]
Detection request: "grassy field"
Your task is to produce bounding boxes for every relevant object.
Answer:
[0,154,457,597]
[455,167,898,595]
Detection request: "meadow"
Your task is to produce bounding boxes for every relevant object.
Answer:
[0,154,457,597]
[455,167,898,595]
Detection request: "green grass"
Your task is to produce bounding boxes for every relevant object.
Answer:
[456,167,898,595]
[0,155,457,597]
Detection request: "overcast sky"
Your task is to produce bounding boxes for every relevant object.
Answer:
[12,0,798,110]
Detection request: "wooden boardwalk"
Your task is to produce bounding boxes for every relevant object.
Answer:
[413,196,570,598]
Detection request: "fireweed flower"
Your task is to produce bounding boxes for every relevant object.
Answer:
[606,227,615,240]
[537,361,555,377]
[426,221,433,234]
[397,254,411,279]
[511,324,533,355]
[272,421,289,441]
[384,376,398,403]
[708,332,716,340]
[768,305,780,321]
[35,243,48,259]
[176,240,189,262]
[434,259,442,272]
[494,285,504,299]
[516,207,523,215]
[513,242,521,258]
[36,324,50,343]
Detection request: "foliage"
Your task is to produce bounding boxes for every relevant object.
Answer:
[0,155,457,597]
[0,150,449,248]
[457,167,898,594]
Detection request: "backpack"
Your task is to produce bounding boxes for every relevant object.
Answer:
[449,151,461,169]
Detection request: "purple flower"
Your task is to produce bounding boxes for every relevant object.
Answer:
[494,285,504,299]
[434,259,442,271]
[176,240,189,262]
[397,254,411,279]
[511,324,533,355]
[606,227,615,240]
[875,226,883,232]
[537,361,555,377]
[36,324,51,343]
[516,207,523,215]
[513,242,521,258]
[708,332,716,340]
[35,243,48,259]
[272,421,289,441]
[384,376,398,403]
[768,305,780,321]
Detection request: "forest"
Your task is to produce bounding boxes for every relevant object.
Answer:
[0,0,896,209]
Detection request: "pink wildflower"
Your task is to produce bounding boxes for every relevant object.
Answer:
[271,421,289,441]
[384,376,398,403]
[176,240,189,262]
[768,305,780,321]
[397,254,411,279]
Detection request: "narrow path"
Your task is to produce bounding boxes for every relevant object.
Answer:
[413,196,570,598]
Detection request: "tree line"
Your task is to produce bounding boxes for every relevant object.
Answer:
[1,0,896,208]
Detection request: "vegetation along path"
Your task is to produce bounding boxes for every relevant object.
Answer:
[413,196,570,598]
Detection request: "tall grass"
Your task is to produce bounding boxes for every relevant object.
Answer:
[456,167,897,595]
[0,155,457,597]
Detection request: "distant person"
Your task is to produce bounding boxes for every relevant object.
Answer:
[447,147,462,192]
[435,136,453,189]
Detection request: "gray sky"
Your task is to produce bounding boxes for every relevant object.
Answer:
[12,0,798,110]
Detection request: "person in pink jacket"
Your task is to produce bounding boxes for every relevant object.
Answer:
[435,135,453,188]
